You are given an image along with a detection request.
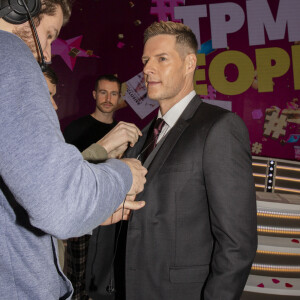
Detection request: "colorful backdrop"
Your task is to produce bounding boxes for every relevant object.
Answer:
[52,0,300,161]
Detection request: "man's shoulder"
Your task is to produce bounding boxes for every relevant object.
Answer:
[0,30,31,56]
[64,115,92,130]
[199,100,230,113]
[73,114,92,123]
[195,100,232,121]
[0,30,39,79]
[196,100,247,134]
[63,115,92,143]
[0,30,19,45]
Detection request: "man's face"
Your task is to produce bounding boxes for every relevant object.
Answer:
[45,76,57,111]
[142,34,189,107]
[13,5,63,62]
[93,80,120,114]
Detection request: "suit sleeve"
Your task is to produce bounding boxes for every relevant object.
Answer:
[202,113,257,299]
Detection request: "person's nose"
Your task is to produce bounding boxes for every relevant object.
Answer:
[43,44,51,63]
[143,58,155,77]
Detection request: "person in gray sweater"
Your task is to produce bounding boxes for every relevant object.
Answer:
[0,1,147,299]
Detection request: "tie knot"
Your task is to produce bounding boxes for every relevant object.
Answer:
[154,118,165,136]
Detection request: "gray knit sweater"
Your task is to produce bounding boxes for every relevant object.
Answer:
[0,30,132,299]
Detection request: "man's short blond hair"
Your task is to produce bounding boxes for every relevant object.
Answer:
[144,21,198,56]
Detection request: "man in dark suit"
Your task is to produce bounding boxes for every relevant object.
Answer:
[123,21,257,299]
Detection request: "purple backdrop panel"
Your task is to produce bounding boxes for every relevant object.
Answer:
[52,0,300,161]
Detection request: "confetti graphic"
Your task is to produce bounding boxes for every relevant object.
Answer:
[200,85,216,100]
[282,108,300,124]
[117,42,125,49]
[251,70,258,90]
[272,279,280,284]
[150,0,185,22]
[286,97,299,110]
[51,36,99,71]
[198,40,215,55]
[252,109,263,120]
[264,110,287,139]
[291,239,299,243]
[294,146,300,160]
[252,142,262,154]
[286,134,300,143]
[280,139,286,145]
[134,19,142,26]
[257,283,264,288]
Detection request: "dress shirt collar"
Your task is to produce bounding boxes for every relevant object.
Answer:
[157,90,196,129]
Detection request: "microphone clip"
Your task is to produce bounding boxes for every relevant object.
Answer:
[106,278,116,294]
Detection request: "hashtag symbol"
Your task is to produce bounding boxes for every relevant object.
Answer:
[252,142,262,154]
[264,110,287,139]
[201,85,216,100]
[150,0,185,22]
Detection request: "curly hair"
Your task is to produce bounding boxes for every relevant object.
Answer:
[35,0,73,25]
[43,66,58,85]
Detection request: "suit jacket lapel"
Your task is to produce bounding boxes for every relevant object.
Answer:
[124,120,154,159]
[126,95,203,197]
[144,95,203,183]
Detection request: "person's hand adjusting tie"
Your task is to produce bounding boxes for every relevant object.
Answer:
[97,121,142,158]
[101,158,147,225]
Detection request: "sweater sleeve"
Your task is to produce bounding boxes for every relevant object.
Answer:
[0,33,132,239]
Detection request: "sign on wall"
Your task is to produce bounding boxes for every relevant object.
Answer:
[54,0,300,161]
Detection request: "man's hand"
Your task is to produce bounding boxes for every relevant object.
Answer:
[97,121,142,158]
[107,143,128,159]
[122,158,147,195]
[101,195,145,225]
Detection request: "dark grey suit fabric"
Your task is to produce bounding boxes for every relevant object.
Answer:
[124,96,257,300]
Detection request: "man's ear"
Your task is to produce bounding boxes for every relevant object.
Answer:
[185,53,197,75]
[92,90,96,100]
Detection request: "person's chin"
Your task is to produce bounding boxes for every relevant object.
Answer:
[147,91,160,101]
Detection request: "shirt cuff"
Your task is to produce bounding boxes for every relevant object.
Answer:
[81,143,108,162]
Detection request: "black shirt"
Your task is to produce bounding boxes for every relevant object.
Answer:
[63,115,117,152]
